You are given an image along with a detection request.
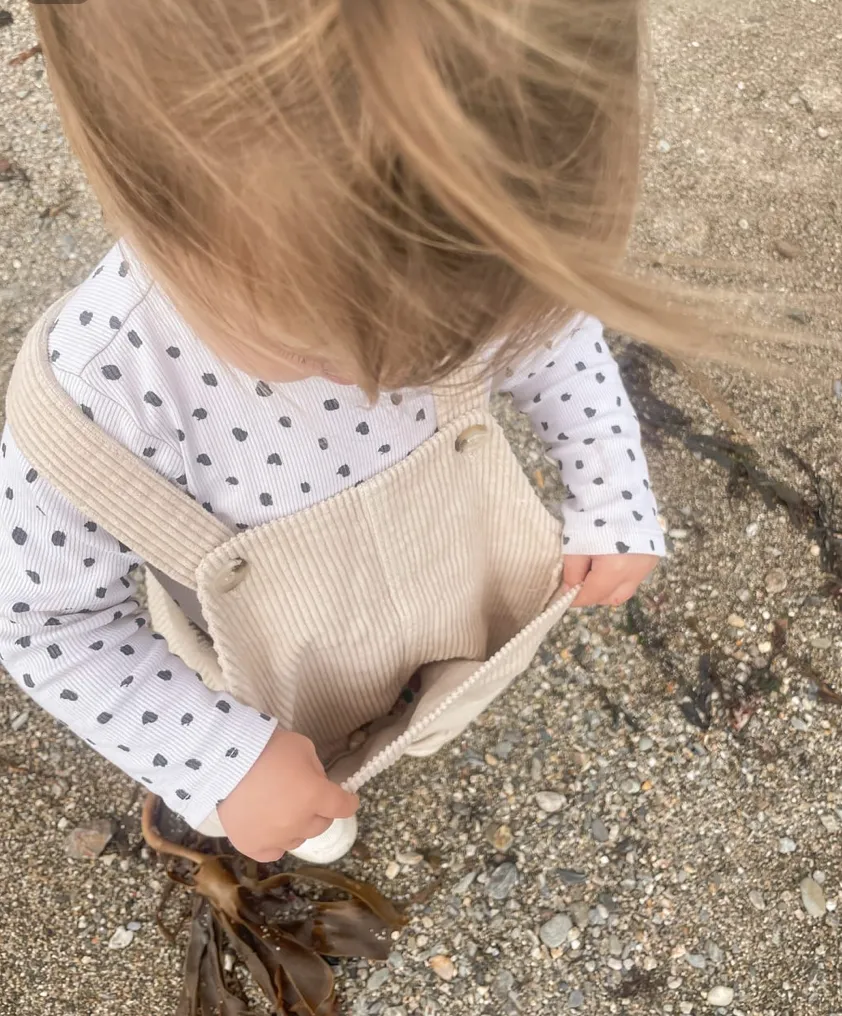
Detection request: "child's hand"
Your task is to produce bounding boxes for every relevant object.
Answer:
[217,728,359,862]
[561,554,658,608]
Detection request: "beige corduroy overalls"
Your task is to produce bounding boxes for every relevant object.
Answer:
[7,297,577,832]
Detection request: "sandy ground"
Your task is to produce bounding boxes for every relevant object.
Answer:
[0,1,841,1014]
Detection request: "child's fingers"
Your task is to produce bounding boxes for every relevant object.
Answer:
[606,581,639,607]
[571,570,619,607]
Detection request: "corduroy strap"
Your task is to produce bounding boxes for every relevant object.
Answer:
[6,298,231,590]
[431,359,491,426]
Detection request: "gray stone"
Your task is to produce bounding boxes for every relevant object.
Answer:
[570,903,590,929]
[126,921,142,932]
[590,818,610,843]
[687,953,707,969]
[569,989,585,1008]
[811,636,832,651]
[9,710,29,732]
[366,968,390,992]
[558,869,588,885]
[486,863,518,900]
[764,568,787,594]
[453,871,477,895]
[107,926,134,950]
[492,969,516,999]
[801,877,827,918]
[539,913,573,948]
[749,890,766,911]
[778,837,797,854]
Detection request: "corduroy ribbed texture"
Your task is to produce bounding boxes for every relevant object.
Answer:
[8,301,576,814]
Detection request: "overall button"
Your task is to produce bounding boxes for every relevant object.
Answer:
[455,424,489,452]
[214,557,249,594]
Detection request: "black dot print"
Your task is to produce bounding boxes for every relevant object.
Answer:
[256,381,272,397]
[175,789,191,801]
[541,422,549,432]
[118,745,130,752]
[215,700,231,714]
[356,422,370,435]
[301,482,311,493]
[203,373,218,387]
[176,474,187,485]
[616,542,630,554]
[45,617,61,626]
[50,349,60,362]
[650,540,656,551]
[533,394,541,404]
[202,502,213,514]
[25,469,37,484]
[143,447,156,458]
[81,406,94,421]
[643,479,650,490]
[627,449,636,462]
[12,602,30,613]
[157,669,172,681]
[561,393,571,402]
[120,645,135,656]
[225,747,239,759]
[176,429,185,442]
[232,428,248,442]
[89,640,103,651]
[60,689,78,701]
[85,521,97,532]
[267,453,282,466]
[563,536,570,545]
[616,397,622,407]
[226,476,239,486]
[121,675,133,687]
[593,477,604,486]
[142,778,152,785]
[557,432,568,441]
[127,330,142,348]
[118,260,129,277]
[622,490,632,500]
[594,519,606,527]
[379,444,391,454]
[416,409,426,422]
[144,391,163,407]
[575,362,586,371]
[611,425,622,435]
[584,407,596,419]
[324,399,340,411]
[79,311,93,326]
[186,758,202,770]
[595,372,605,383]
[5,487,12,500]
[575,460,584,470]
[97,712,112,724]
[260,713,272,721]
[197,453,212,466]
[193,408,208,420]
[633,511,644,521]
[153,753,168,767]
[318,438,328,451]
[51,530,66,547]
[26,570,40,584]
[23,674,34,689]
[167,345,180,358]
[546,361,556,369]
[279,416,292,428]
[583,437,595,446]
[337,464,351,478]
[12,528,27,545]
[16,636,31,648]
[259,492,273,506]
[390,393,403,406]
[142,711,158,725]
[181,713,193,726]
[109,316,122,330]
[595,341,603,353]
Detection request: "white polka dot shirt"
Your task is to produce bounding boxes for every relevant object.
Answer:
[0,243,664,826]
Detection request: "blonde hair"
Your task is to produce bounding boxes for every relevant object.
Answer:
[35,0,696,390]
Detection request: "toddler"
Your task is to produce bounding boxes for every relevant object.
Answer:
[1,0,666,863]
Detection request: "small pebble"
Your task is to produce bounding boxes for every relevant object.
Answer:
[727,614,746,629]
[801,877,827,918]
[453,872,477,895]
[749,890,766,911]
[833,379,842,401]
[670,528,689,540]
[107,926,134,950]
[535,791,565,814]
[66,819,115,860]
[820,814,840,834]
[488,824,514,852]
[779,837,797,854]
[126,921,142,932]
[764,569,787,594]
[706,985,734,1007]
[395,851,423,866]
[539,913,573,948]
[10,710,29,732]
[621,779,641,795]
[745,522,759,538]
[558,869,588,885]
[680,1002,695,1014]
[817,126,830,139]
[385,862,400,880]
[569,989,585,1009]
[687,953,707,969]
[429,955,456,982]
[638,736,654,751]
[811,636,832,651]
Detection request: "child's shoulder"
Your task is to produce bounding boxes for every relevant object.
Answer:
[46,241,159,377]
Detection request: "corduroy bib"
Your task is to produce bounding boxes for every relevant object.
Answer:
[7,296,576,832]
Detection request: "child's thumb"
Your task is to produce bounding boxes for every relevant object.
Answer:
[321,781,360,820]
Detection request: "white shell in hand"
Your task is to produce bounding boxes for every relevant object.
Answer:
[288,815,359,864]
